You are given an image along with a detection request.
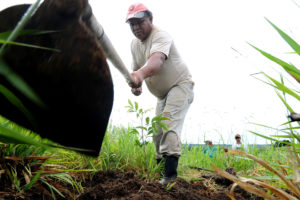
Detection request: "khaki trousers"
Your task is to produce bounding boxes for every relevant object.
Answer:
[153,81,194,159]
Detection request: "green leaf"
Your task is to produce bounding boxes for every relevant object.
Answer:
[147,130,153,135]
[130,129,139,135]
[0,0,42,56]
[0,84,37,127]
[263,73,300,101]
[270,135,293,138]
[156,121,168,131]
[0,58,45,108]
[145,117,150,125]
[152,123,158,133]
[138,108,143,114]
[249,130,300,145]
[134,102,138,111]
[266,18,300,56]
[136,126,147,131]
[0,124,49,148]
[135,139,141,146]
[0,39,60,52]
[249,44,300,82]
[275,90,294,114]
[0,30,59,40]
[41,179,65,198]
[147,127,154,134]
[23,168,43,191]
[128,99,133,107]
[281,126,300,130]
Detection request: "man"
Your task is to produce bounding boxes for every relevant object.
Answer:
[125,3,194,185]
[232,134,248,152]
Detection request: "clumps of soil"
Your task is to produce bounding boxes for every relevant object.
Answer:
[0,169,264,200]
[77,170,263,200]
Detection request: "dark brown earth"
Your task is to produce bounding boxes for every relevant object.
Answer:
[0,170,264,200]
[76,170,263,200]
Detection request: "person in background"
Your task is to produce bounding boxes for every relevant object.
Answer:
[203,140,217,158]
[232,134,248,152]
[125,3,194,185]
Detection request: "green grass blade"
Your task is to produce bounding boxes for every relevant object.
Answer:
[249,130,289,143]
[0,30,59,40]
[263,73,300,101]
[0,84,37,127]
[23,168,43,191]
[0,124,49,148]
[266,18,300,56]
[249,44,300,82]
[0,39,60,52]
[281,127,300,130]
[0,0,42,56]
[275,90,294,113]
[0,58,45,107]
[250,130,300,143]
[269,135,293,138]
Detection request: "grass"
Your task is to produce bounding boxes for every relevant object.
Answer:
[0,115,297,199]
[0,1,299,199]
[51,123,290,181]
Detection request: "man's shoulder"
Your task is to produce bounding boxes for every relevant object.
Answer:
[152,26,172,39]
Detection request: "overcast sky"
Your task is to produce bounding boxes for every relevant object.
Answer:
[2,0,300,144]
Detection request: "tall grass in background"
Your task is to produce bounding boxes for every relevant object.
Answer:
[213,18,300,199]
[58,123,287,182]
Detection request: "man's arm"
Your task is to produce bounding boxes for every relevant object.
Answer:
[130,52,166,88]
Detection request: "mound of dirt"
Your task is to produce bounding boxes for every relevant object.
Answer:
[0,170,264,199]
[77,170,263,200]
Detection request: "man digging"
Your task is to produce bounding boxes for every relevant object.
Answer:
[125,3,194,185]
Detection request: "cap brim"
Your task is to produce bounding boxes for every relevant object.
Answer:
[126,11,145,22]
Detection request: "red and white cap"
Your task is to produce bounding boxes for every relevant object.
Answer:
[126,3,149,22]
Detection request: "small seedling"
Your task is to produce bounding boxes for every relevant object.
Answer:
[166,182,176,191]
[126,99,169,167]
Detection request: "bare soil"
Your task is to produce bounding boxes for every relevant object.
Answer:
[0,170,264,200]
[76,170,263,200]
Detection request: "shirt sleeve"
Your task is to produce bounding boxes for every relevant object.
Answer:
[150,31,172,58]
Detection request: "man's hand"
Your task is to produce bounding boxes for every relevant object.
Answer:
[129,70,144,88]
[131,87,142,96]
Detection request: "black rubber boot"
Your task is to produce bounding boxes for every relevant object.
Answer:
[160,156,178,185]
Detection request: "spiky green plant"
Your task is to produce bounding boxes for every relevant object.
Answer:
[214,18,300,200]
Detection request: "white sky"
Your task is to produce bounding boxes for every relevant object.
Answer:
[2,0,300,145]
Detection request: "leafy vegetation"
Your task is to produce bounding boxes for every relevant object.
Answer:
[1,0,300,199]
[213,18,300,199]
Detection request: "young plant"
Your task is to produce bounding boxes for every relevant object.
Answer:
[126,99,169,167]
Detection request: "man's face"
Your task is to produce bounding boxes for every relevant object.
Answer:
[128,16,153,41]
